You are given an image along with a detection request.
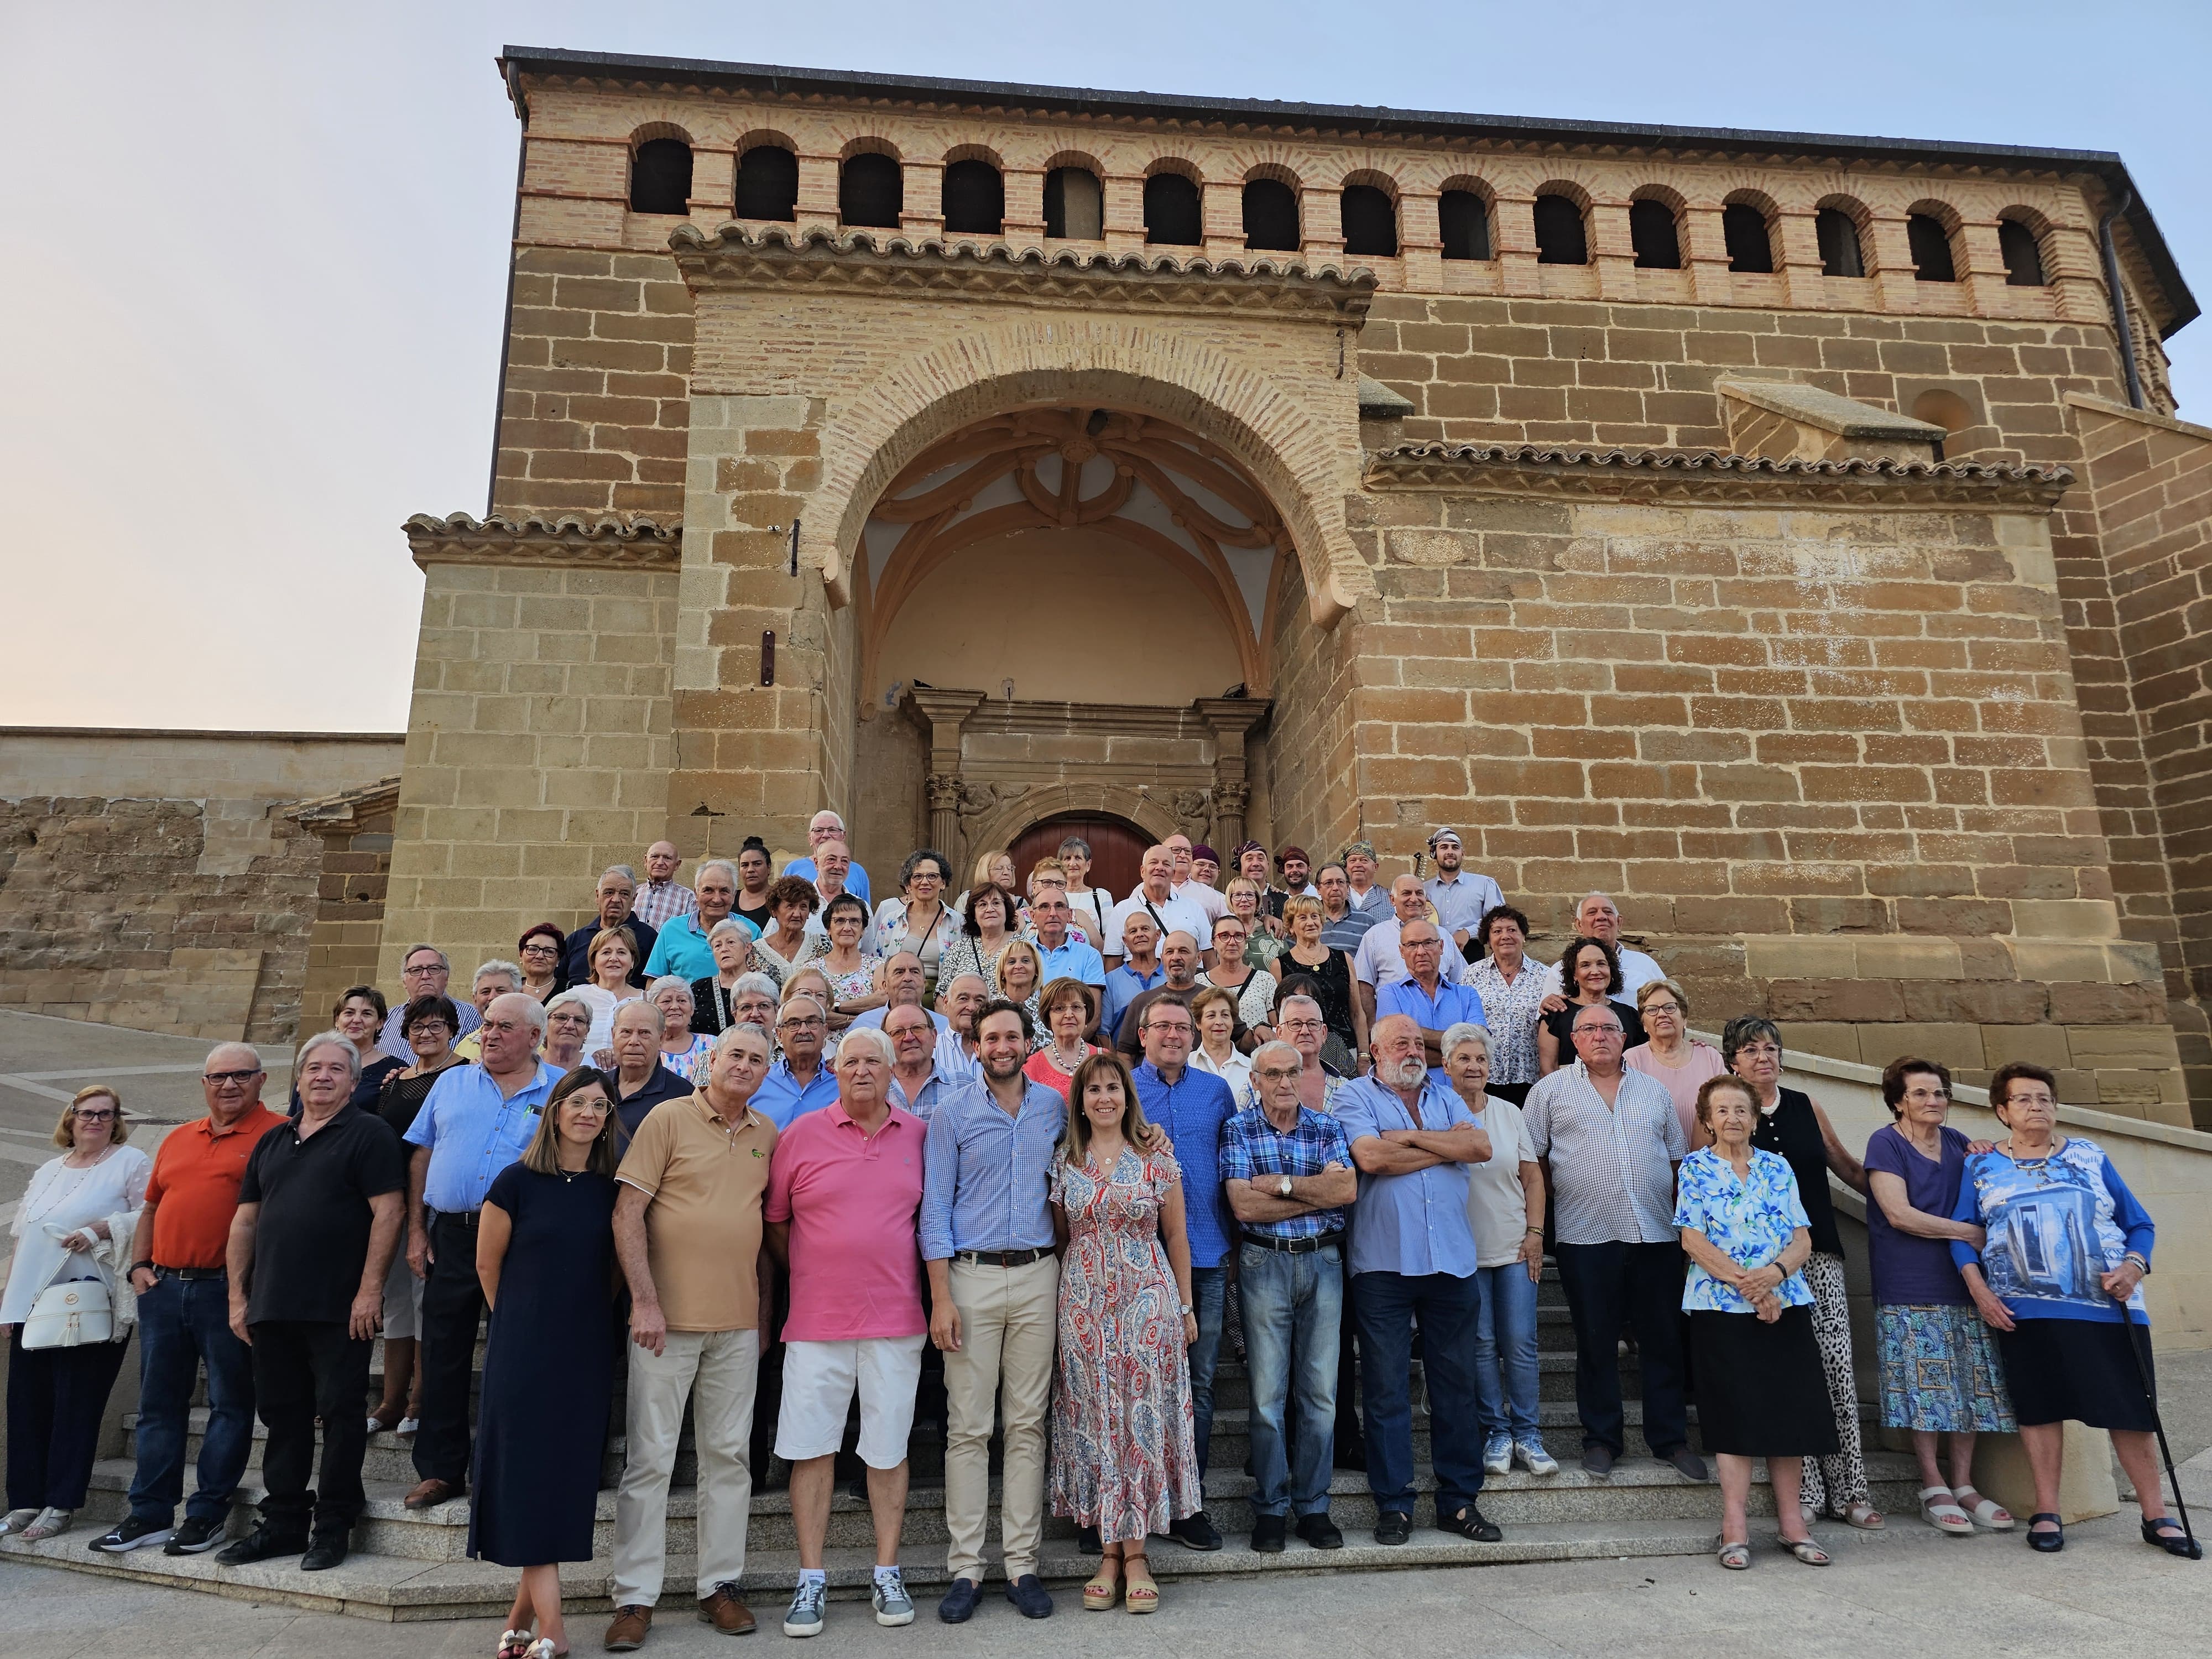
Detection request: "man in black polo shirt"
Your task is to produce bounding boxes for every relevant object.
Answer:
[561,866,659,990]
[220,1030,405,1571]
[609,998,692,1135]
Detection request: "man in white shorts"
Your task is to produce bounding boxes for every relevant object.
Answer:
[763,1026,928,1637]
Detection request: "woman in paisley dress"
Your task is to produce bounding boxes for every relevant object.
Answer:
[1047,1051,1201,1614]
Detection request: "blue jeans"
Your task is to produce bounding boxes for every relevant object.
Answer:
[1473,1263,1541,1441]
[1187,1265,1226,1479]
[128,1272,257,1527]
[1352,1270,1486,1515]
[1238,1241,1343,1517]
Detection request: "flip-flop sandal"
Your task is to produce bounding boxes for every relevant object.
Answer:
[1717,1541,1752,1570]
[1776,1535,1831,1566]
[1953,1489,2013,1531]
[1919,1486,1975,1536]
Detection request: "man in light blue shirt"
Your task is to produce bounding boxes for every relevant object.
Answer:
[1421,828,1503,959]
[883,1003,959,1119]
[400,993,555,1508]
[848,951,952,1039]
[1099,911,1165,1042]
[1027,891,1105,1004]
[1335,1013,1498,1547]
[920,1003,1066,1619]
[1376,921,1487,1086]
[749,993,839,1129]
[643,859,757,983]
[781,811,872,911]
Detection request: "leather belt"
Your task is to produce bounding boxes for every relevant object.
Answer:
[954,1247,1052,1267]
[1241,1230,1344,1255]
[157,1265,228,1281]
[434,1209,482,1229]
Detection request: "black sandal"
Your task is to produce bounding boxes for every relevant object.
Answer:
[2142,1516,2205,1559]
[2027,1512,2064,1552]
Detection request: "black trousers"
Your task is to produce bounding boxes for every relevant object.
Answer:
[251,1319,372,1540]
[414,1212,487,1485]
[6,1326,130,1511]
[1552,1240,1689,1458]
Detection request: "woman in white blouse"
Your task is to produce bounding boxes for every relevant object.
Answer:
[1058,837,1114,947]
[1188,986,1254,1108]
[2,1086,150,1542]
[569,926,643,1054]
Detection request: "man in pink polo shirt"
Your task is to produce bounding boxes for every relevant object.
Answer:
[763,1025,927,1637]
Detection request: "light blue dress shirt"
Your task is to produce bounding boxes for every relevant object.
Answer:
[1375,976,1488,1086]
[1100,963,1163,1041]
[644,911,757,983]
[1036,936,1108,988]
[1334,1075,1481,1280]
[919,1078,1066,1260]
[750,1056,841,1130]
[404,1060,557,1214]
[1130,1061,1237,1270]
[783,857,872,912]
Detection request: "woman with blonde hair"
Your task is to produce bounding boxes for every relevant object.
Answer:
[2,1086,149,1542]
[571,926,642,1052]
[955,848,1019,920]
[471,1067,623,1659]
[1048,1052,1201,1614]
[995,936,1047,1033]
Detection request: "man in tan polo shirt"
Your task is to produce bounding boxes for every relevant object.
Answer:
[605,1024,779,1650]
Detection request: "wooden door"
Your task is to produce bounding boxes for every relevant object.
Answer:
[1009,813,1150,902]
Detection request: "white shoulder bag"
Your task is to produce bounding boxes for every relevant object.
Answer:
[21,1232,116,1349]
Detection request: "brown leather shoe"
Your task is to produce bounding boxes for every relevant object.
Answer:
[697,1583,757,1634]
[401,1477,462,1510]
[604,1604,653,1650]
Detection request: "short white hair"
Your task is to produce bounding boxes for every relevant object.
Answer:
[647,975,693,1007]
[708,916,754,942]
[295,1029,361,1083]
[1442,1021,1491,1062]
[544,989,594,1022]
[1250,1039,1301,1073]
[730,971,779,1003]
[838,1026,894,1066]
[474,958,523,989]
[486,990,547,1034]
[697,859,738,887]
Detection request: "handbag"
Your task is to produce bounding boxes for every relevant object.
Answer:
[22,1267,115,1350]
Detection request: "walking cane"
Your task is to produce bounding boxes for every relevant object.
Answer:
[2119,1292,2203,1558]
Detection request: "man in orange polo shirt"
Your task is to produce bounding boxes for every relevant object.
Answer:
[87,1042,284,1557]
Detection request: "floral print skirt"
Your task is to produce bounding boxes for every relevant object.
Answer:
[1876,1303,2016,1433]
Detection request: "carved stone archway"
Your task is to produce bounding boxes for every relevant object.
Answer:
[961,782,1189,868]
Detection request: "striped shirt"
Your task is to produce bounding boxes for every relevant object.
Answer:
[1522,1061,1686,1246]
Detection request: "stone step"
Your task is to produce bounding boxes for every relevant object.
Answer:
[0,1516,1787,1623]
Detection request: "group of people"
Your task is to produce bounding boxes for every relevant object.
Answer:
[1,817,2195,1656]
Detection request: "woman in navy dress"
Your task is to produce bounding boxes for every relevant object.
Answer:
[471,1067,620,1659]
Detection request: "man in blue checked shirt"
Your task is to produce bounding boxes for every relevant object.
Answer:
[400,993,556,1510]
[1220,1041,1357,1554]
[1130,997,1236,1552]
[1336,1014,1499,1548]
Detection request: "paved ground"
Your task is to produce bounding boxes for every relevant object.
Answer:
[7,1010,2212,1655]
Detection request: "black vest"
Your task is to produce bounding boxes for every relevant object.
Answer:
[1750,1087,1843,1258]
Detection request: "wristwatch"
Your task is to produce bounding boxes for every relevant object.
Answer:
[1180,1302,1195,1316]
[1277,1173,1295,1198]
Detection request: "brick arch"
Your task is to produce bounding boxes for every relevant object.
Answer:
[802,317,1373,625]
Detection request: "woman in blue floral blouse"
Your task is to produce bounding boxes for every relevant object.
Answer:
[1674,1074,1838,1570]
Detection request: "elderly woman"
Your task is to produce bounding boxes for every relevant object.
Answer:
[688,917,758,1034]
[1188,985,1253,1107]
[539,990,593,1074]
[371,996,466,1434]
[956,849,1019,920]
[755,875,823,982]
[812,893,881,1024]
[1441,1024,1555,1478]
[1058,836,1115,946]
[1863,1056,2015,1536]
[1461,906,1548,1106]
[646,977,714,1081]
[1198,915,1277,1044]
[1024,977,1102,1098]
[1676,1073,1837,1569]
[1952,1061,2193,1555]
[1277,894,1365,1073]
[695,968,778,1041]
[1224,878,1286,964]
[517,923,565,1003]
[1537,938,1645,1075]
[1624,979,1726,1146]
[1,1086,150,1542]
[940,880,1020,995]
[1721,1016,1878,1530]
[865,849,962,996]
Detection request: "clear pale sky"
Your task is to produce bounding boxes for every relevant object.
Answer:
[3,2,2204,733]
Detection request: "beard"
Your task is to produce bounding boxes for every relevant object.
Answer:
[981,1052,1027,1082]
[1381,1055,1428,1089]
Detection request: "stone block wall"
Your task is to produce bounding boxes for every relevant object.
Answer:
[294,785,399,1026]
[376,559,679,987]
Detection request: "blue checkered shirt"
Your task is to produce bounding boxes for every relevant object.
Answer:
[1219,1104,1354,1241]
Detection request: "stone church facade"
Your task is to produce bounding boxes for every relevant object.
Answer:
[377,47,2212,1126]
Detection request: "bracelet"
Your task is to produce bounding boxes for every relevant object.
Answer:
[1524,1227,1544,1237]
[130,1261,155,1274]
[2124,1251,2150,1275]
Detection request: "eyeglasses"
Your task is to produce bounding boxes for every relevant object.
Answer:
[72,1108,117,1121]
[1642,1000,1681,1015]
[520,942,558,956]
[403,963,444,977]
[203,1070,263,1086]
[780,1016,826,1031]
[1253,1066,1300,1082]
[1280,1018,1324,1032]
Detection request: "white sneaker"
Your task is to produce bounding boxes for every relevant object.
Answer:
[1515,1437,1559,1477]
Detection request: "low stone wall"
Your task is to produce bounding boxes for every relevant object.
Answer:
[0,728,403,1041]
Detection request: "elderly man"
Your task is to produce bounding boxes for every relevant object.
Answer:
[609,998,693,1135]
[562,869,659,991]
[884,1001,961,1119]
[447,958,522,1062]
[851,951,953,1035]
[782,809,873,911]
[636,839,698,931]
[935,972,992,1083]
[1162,833,1230,922]
[1222,1041,1357,1552]
[1354,875,1469,1013]
[607,1025,780,1647]
[1523,1001,1698,1480]
[1028,890,1106,1003]
[1114,930,1204,1062]
[646,858,753,983]
[1316,865,1380,955]
[217,1031,404,1571]
[399,993,555,1511]
[1540,892,1665,1001]
[1105,844,1213,966]
[811,840,857,914]
[376,945,482,1061]
[1277,994,1348,1111]
[1336,1014,1498,1545]
[1340,841,1389,916]
[92,1044,284,1556]
[1376,921,1486,1084]
[1130,995,1237,1549]
[1422,828,1503,959]
[752,993,839,1129]
[764,1027,928,1635]
[1098,910,1164,1043]
[922,1001,1066,1622]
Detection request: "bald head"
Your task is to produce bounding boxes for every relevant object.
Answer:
[201,1041,266,1119]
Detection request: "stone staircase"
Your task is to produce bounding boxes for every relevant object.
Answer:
[0,1274,1919,1619]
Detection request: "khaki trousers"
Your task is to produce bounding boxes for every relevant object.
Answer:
[943,1255,1060,1582]
[609,1327,759,1608]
